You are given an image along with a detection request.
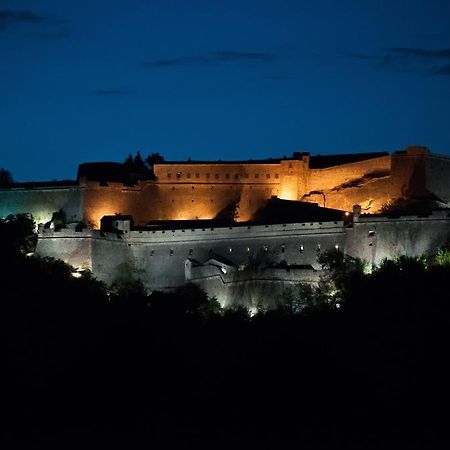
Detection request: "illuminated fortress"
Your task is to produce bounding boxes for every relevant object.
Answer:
[1,145,450,308]
[73,145,450,227]
[2,145,450,227]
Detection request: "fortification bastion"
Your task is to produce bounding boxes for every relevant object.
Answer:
[1,145,450,307]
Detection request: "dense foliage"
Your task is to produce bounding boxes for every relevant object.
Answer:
[379,196,440,215]
[2,215,450,449]
[122,151,165,182]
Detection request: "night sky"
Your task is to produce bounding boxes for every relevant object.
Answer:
[1,0,450,181]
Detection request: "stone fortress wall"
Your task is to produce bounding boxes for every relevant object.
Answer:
[150,154,394,222]
[424,153,450,203]
[2,146,450,229]
[304,155,392,211]
[35,220,346,308]
[2,144,449,308]
[35,209,450,308]
[346,209,450,267]
[0,184,82,224]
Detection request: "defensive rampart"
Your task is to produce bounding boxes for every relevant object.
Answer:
[3,147,449,228]
[0,184,82,224]
[36,220,345,307]
[346,209,450,266]
[35,209,450,307]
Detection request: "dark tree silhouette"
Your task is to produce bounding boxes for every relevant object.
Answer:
[0,168,13,187]
[133,151,148,174]
[148,283,221,320]
[213,197,240,222]
[122,152,152,183]
[45,209,66,231]
[123,153,134,170]
[145,152,165,168]
[0,213,36,253]
[3,215,450,449]
[380,196,439,215]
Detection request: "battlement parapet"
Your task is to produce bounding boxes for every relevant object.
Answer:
[356,209,450,223]
[38,227,95,238]
[80,178,152,191]
[126,220,345,244]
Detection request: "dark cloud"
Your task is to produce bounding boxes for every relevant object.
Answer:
[94,89,128,96]
[434,64,450,76]
[387,47,450,58]
[0,9,43,29]
[350,52,391,63]
[351,47,450,76]
[144,50,276,68]
[0,9,69,39]
[146,55,214,68]
[214,51,276,62]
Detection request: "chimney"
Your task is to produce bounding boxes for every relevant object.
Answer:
[353,204,361,222]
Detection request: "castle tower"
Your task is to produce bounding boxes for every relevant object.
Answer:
[278,153,310,201]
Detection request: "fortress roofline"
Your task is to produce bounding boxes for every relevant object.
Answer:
[159,157,287,165]
[308,152,389,169]
[158,152,310,166]
[155,151,390,169]
[132,199,346,231]
[5,180,78,189]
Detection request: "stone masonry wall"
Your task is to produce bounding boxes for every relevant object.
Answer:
[4,150,449,229]
[35,212,450,307]
[0,186,82,224]
[36,228,92,270]
[424,154,450,205]
[37,221,345,294]
[345,210,450,266]
[306,156,392,211]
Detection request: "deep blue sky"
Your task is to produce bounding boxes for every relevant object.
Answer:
[1,0,450,181]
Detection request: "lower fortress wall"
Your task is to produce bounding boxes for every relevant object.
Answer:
[35,228,93,270]
[346,210,450,266]
[35,211,450,308]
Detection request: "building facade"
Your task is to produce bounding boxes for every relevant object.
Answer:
[2,146,449,228]
[35,208,450,309]
[1,145,450,308]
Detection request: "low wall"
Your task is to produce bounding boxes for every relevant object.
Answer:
[35,211,450,307]
[36,228,92,270]
[93,221,345,289]
[345,210,450,266]
[0,186,82,224]
[189,265,320,311]
[36,221,345,302]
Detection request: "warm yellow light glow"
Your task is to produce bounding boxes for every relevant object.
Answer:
[278,186,297,201]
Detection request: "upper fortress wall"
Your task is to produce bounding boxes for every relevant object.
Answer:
[2,147,449,228]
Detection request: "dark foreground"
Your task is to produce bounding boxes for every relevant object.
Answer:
[2,219,450,449]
